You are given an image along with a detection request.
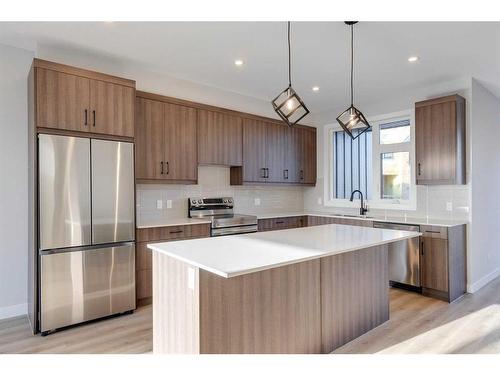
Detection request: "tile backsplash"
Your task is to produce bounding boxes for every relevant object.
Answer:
[136,166,305,225]
[303,177,471,221]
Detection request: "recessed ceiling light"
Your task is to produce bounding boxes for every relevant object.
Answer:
[312,86,320,92]
[408,56,419,63]
[234,59,244,66]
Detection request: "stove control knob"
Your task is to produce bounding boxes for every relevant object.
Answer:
[228,199,233,203]
[191,199,197,205]
[198,199,203,204]
[223,199,228,203]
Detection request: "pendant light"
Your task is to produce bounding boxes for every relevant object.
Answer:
[336,21,370,140]
[272,21,310,127]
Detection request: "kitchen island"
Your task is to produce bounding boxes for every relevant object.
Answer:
[148,224,420,354]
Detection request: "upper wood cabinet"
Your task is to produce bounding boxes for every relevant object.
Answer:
[233,119,316,185]
[89,80,134,137]
[415,95,466,185]
[197,110,242,166]
[135,95,198,183]
[34,59,135,138]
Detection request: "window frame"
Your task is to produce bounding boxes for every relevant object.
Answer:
[324,109,416,211]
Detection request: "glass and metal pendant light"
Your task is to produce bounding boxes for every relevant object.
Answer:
[336,21,370,140]
[272,21,310,126]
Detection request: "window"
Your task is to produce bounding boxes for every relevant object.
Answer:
[328,112,415,209]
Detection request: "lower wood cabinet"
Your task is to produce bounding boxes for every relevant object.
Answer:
[420,224,466,302]
[307,215,373,227]
[135,223,210,305]
[258,216,307,232]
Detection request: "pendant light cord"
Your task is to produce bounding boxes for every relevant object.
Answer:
[350,23,354,106]
[288,21,292,88]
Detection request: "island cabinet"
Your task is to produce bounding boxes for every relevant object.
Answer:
[34,59,135,138]
[258,216,307,231]
[197,109,243,166]
[415,94,466,185]
[420,224,466,302]
[230,119,317,185]
[307,215,373,227]
[135,93,198,183]
[135,223,210,305]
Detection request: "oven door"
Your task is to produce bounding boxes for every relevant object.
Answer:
[211,225,258,237]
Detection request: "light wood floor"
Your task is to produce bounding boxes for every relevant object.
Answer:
[1,276,500,354]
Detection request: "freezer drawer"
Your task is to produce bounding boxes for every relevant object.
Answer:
[91,139,135,244]
[373,222,421,287]
[38,134,91,250]
[40,243,136,333]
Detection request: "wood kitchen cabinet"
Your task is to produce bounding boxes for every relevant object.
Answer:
[34,59,135,138]
[231,119,316,185]
[197,110,243,166]
[135,93,198,183]
[258,216,307,232]
[420,224,466,302]
[135,223,210,305]
[415,95,466,185]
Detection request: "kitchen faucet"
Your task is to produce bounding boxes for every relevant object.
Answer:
[349,189,368,216]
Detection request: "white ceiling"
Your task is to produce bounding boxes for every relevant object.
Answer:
[1,21,500,114]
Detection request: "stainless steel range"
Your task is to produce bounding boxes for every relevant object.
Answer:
[188,197,258,236]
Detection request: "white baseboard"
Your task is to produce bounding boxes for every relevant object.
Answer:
[467,267,500,293]
[0,303,27,320]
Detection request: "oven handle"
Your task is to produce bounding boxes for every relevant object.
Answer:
[211,225,258,237]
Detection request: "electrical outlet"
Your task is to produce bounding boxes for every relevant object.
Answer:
[254,198,261,206]
[446,202,453,211]
[166,200,172,209]
[156,200,163,210]
[317,197,322,205]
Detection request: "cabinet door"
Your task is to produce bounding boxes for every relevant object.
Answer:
[197,110,242,166]
[302,128,317,184]
[90,80,135,137]
[265,122,287,182]
[421,236,449,292]
[284,127,300,183]
[163,103,198,182]
[36,68,90,132]
[416,100,457,184]
[242,119,267,182]
[135,98,165,180]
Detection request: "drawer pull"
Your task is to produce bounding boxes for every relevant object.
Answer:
[275,221,285,224]
[169,230,184,234]
[424,230,441,234]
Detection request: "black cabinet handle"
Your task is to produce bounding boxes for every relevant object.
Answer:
[260,168,266,178]
[421,241,424,256]
[424,230,441,234]
[169,230,183,234]
[166,161,170,175]
[265,168,269,178]
[300,170,304,180]
[284,169,288,180]
[275,221,285,224]
[84,109,88,126]
[160,161,164,175]
[92,110,96,127]
[418,163,421,176]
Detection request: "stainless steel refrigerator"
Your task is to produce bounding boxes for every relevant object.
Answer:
[38,134,136,334]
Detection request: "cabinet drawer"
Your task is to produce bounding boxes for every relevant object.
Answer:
[258,216,306,232]
[420,225,448,239]
[136,223,210,242]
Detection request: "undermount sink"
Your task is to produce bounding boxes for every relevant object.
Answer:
[336,214,376,219]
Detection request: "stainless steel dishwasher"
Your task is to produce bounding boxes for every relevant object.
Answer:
[373,222,421,289]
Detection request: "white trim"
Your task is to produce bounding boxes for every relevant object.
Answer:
[0,303,27,320]
[467,267,500,293]
[323,109,416,211]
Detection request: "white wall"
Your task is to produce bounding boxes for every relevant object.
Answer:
[0,44,34,319]
[468,79,500,292]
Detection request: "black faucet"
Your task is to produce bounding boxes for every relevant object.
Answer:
[349,190,368,216]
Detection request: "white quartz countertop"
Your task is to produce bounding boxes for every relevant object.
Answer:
[148,224,421,278]
[256,211,468,227]
[136,217,211,229]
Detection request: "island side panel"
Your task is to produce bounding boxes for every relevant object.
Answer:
[153,251,200,354]
[198,260,322,354]
[320,244,389,353]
